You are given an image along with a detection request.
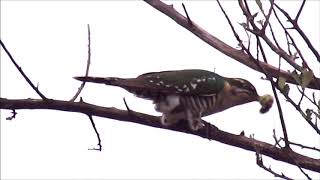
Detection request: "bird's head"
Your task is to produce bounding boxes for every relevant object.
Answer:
[224,78,273,113]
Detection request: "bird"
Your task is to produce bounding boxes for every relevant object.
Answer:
[74,69,273,131]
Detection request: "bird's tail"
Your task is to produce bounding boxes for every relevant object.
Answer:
[73,76,123,86]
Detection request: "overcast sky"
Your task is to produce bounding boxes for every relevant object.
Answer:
[1,1,319,179]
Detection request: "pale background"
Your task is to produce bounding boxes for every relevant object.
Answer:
[1,1,319,179]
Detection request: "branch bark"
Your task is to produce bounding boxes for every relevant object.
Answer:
[1,97,319,172]
[143,0,320,90]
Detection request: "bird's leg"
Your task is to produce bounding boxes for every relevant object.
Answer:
[186,110,204,131]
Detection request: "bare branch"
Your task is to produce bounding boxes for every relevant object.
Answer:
[275,3,320,62]
[1,97,320,172]
[298,166,312,180]
[143,0,320,90]
[256,37,290,148]
[181,3,192,26]
[217,0,320,135]
[266,14,281,50]
[261,0,274,32]
[239,0,303,72]
[87,114,102,151]
[256,153,294,180]
[123,97,131,112]
[5,109,17,120]
[0,40,47,100]
[280,88,320,134]
[295,0,306,22]
[273,6,319,89]
[297,87,305,106]
[280,138,320,153]
[272,129,282,148]
[217,0,290,147]
[70,24,91,102]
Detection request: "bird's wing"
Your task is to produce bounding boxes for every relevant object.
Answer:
[137,69,226,96]
[74,69,226,97]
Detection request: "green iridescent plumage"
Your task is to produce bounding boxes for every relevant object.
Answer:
[74,69,273,131]
[138,69,225,95]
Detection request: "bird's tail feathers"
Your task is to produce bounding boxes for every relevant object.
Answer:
[73,76,123,85]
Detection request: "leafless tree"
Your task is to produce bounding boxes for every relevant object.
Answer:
[1,1,319,179]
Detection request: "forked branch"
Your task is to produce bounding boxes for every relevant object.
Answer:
[143,0,320,90]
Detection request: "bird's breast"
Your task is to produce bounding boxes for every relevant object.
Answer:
[179,95,219,116]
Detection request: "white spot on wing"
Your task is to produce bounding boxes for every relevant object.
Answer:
[190,82,197,89]
[208,77,216,81]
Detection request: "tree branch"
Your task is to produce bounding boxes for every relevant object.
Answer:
[217,0,291,147]
[256,37,290,148]
[142,0,320,90]
[1,97,319,172]
[0,40,48,100]
[256,153,293,180]
[70,24,91,102]
[87,114,102,151]
[239,0,303,72]
[295,0,306,22]
[274,3,320,62]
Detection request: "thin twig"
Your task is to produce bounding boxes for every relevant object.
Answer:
[0,40,47,100]
[273,7,314,74]
[256,153,293,180]
[295,0,306,22]
[285,33,292,56]
[280,138,320,152]
[259,1,280,50]
[297,166,312,180]
[261,0,274,33]
[297,87,305,106]
[182,3,192,26]
[287,97,320,134]
[275,3,320,62]
[267,18,281,49]
[240,0,260,31]
[285,146,313,179]
[218,0,291,147]
[237,0,319,135]
[256,37,290,148]
[70,24,91,102]
[6,109,17,120]
[88,114,102,151]
[123,97,131,112]
[272,129,282,148]
[240,0,303,72]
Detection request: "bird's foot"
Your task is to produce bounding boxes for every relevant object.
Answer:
[188,118,205,131]
[160,114,181,127]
